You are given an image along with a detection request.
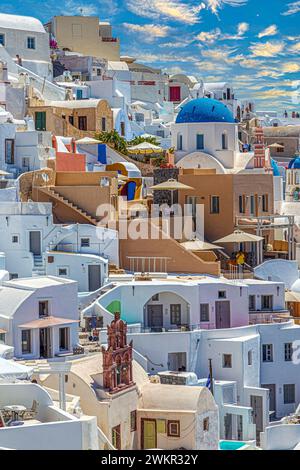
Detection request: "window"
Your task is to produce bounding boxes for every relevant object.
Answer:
[196,134,204,150]
[0,34,5,46]
[285,343,293,362]
[167,420,180,437]
[222,133,228,150]
[97,69,102,76]
[284,384,295,404]
[250,195,255,216]
[58,267,68,276]
[248,350,252,366]
[223,354,232,368]
[22,157,30,170]
[10,273,18,280]
[261,295,273,310]
[170,304,181,325]
[5,139,14,164]
[157,419,166,434]
[218,291,226,299]
[76,89,83,100]
[81,238,90,248]
[277,142,284,153]
[177,133,183,150]
[78,116,87,131]
[101,117,106,132]
[151,294,159,301]
[72,24,82,38]
[262,194,269,213]
[39,300,49,318]
[262,344,273,362]
[21,330,31,354]
[200,304,209,322]
[249,295,256,311]
[239,195,246,214]
[27,37,36,49]
[210,196,220,214]
[111,425,121,450]
[12,235,19,244]
[130,410,137,432]
[0,332,5,343]
[59,327,69,351]
[35,111,46,131]
[203,417,209,431]
[69,116,74,126]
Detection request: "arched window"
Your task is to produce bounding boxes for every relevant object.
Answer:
[222,132,228,150]
[177,133,183,150]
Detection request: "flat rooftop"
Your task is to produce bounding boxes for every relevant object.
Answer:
[3,276,76,290]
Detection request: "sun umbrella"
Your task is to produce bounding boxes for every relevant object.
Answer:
[150,179,194,207]
[285,291,300,303]
[180,239,223,251]
[128,141,163,154]
[268,143,284,149]
[0,170,11,176]
[0,357,33,380]
[75,137,101,145]
[214,230,264,244]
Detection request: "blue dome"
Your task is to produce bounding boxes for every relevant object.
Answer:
[288,156,300,169]
[271,159,280,176]
[176,98,236,124]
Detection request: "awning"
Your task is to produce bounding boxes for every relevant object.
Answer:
[18,316,79,329]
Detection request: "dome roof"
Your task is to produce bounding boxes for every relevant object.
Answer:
[271,158,280,176]
[176,98,236,124]
[0,13,46,33]
[288,156,300,169]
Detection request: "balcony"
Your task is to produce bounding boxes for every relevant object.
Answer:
[249,309,291,325]
[101,37,118,42]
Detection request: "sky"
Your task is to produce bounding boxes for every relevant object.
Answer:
[3,0,300,112]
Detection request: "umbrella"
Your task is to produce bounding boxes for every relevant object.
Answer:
[268,143,284,149]
[0,357,33,380]
[0,170,11,176]
[128,142,163,154]
[150,178,194,208]
[75,137,101,145]
[180,239,223,251]
[285,291,300,303]
[214,230,264,244]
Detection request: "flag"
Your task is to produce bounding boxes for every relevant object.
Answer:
[206,373,211,390]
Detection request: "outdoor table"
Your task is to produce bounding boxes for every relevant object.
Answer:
[3,405,26,422]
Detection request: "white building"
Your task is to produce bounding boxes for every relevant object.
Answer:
[0,13,52,80]
[0,202,117,292]
[0,276,79,359]
[0,382,98,449]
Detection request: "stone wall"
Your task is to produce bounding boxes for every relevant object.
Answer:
[153,167,179,205]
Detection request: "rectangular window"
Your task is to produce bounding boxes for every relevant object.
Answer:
[10,273,18,280]
[112,425,121,450]
[130,410,137,432]
[76,89,83,100]
[170,304,181,325]
[210,196,220,214]
[262,344,273,362]
[249,295,256,311]
[35,111,46,131]
[0,332,5,343]
[167,420,180,437]
[284,384,295,404]
[262,194,269,212]
[5,139,14,164]
[248,350,252,366]
[203,417,209,431]
[222,133,228,150]
[218,291,226,299]
[69,115,74,126]
[285,343,293,362]
[239,195,246,214]
[21,330,31,354]
[250,195,255,215]
[39,300,49,318]
[0,34,5,46]
[101,117,106,132]
[178,134,183,150]
[80,238,90,248]
[59,327,69,351]
[261,295,273,310]
[12,235,19,244]
[58,267,68,276]
[223,354,232,368]
[157,419,166,434]
[200,303,210,322]
[196,134,204,150]
[27,37,36,50]
[72,24,82,38]
[78,116,87,131]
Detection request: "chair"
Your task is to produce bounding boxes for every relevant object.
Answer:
[23,400,39,420]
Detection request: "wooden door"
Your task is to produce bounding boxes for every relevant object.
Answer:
[142,419,157,449]
[215,301,231,329]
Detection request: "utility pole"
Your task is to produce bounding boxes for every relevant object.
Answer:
[209,358,214,396]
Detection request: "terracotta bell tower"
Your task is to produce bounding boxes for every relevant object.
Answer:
[102,312,135,393]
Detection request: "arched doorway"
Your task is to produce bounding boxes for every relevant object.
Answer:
[143,291,190,332]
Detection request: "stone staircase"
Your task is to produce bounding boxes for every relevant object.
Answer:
[33,254,46,277]
[41,187,99,225]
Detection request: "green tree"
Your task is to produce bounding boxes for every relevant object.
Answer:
[128,135,160,146]
[96,130,128,155]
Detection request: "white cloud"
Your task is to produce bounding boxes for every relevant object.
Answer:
[126,0,206,24]
[282,62,300,73]
[196,29,221,43]
[249,41,285,57]
[258,24,278,39]
[282,1,300,16]
[123,23,171,42]
[205,0,248,15]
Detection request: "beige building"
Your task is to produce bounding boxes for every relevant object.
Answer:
[28,98,113,139]
[45,16,120,61]
[263,126,300,159]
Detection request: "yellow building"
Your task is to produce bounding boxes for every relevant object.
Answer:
[45,16,120,61]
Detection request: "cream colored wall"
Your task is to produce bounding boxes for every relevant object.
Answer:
[53,16,120,60]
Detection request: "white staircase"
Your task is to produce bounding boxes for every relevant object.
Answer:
[32,255,46,277]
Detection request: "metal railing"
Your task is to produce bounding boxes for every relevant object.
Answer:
[127,256,171,273]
